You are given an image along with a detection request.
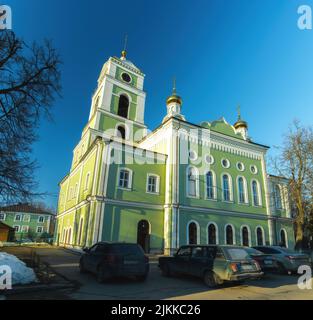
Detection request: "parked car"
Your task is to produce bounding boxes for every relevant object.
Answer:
[79,242,149,283]
[253,246,311,274]
[158,245,263,288]
[243,247,278,273]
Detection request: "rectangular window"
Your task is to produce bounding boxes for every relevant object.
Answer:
[38,216,44,223]
[37,226,43,233]
[85,173,90,190]
[21,225,29,233]
[118,169,130,189]
[147,175,158,193]
[15,214,21,221]
[13,225,20,232]
[23,215,30,222]
[0,213,5,221]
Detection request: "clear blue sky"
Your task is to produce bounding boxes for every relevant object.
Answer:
[8,0,313,208]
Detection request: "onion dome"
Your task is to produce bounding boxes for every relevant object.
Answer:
[166,78,182,106]
[234,106,248,129]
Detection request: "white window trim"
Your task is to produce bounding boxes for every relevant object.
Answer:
[85,172,91,191]
[118,92,132,119]
[221,173,233,202]
[207,221,219,244]
[250,165,258,174]
[240,225,252,247]
[255,226,266,246]
[224,224,236,245]
[38,216,45,223]
[274,184,283,210]
[21,225,29,233]
[204,170,217,200]
[280,228,288,248]
[0,213,6,221]
[251,179,262,207]
[117,167,133,190]
[121,72,133,84]
[221,158,230,169]
[13,225,20,232]
[186,220,201,245]
[114,123,129,140]
[186,166,200,198]
[236,176,249,205]
[14,214,21,222]
[36,226,44,233]
[146,173,160,195]
[204,154,214,165]
[236,161,245,172]
[189,150,198,161]
[23,214,30,222]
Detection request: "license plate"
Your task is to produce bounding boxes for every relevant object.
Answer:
[124,260,138,265]
[264,260,273,265]
[241,264,254,271]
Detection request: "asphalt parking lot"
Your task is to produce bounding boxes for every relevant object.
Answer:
[1,246,313,300]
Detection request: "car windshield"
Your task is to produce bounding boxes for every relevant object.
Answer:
[244,248,263,255]
[110,244,143,255]
[224,248,250,260]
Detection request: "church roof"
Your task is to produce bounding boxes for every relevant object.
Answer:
[200,117,244,140]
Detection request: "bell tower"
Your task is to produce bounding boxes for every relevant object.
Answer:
[85,48,147,143]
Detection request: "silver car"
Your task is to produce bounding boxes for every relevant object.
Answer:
[253,246,311,274]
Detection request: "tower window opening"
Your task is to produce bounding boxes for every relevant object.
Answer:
[118,94,129,118]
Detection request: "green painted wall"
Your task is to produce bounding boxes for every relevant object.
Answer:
[115,66,138,88]
[102,204,164,251]
[179,209,269,247]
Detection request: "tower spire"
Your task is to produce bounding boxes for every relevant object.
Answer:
[121,34,128,60]
[172,76,176,95]
[237,105,241,120]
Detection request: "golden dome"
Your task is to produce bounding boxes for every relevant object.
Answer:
[234,105,248,129]
[166,77,182,105]
[234,119,248,129]
[166,93,182,106]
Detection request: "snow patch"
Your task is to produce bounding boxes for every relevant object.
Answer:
[0,252,37,285]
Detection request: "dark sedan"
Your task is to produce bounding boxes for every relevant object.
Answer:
[79,242,149,283]
[243,247,278,273]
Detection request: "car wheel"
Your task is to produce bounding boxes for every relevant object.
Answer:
[277,262,288,275]
[203,271,219,288]
[79,260,86,273]
[161,265,172,277]
[136,274,148,282]
[96,265,110,283]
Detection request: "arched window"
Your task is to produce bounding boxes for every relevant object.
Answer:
[256,227,264,246]
[252,180,260,206]
[241,226,249,246]
[206,171,214,199]
[238,177,246,203]
[116,125,126,139]
[118,94,129,118]
[226,225,234,245]
[188,222,198,245]
[208,223,217,244]
[275,185,282,209]
[280,229,287,248]
[187,167,198,197]
[223,174,231,201]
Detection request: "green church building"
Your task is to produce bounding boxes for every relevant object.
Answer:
[55,49,295,254]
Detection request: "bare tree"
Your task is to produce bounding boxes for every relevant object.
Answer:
[273,120,313,249]
[0,31,61,204]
